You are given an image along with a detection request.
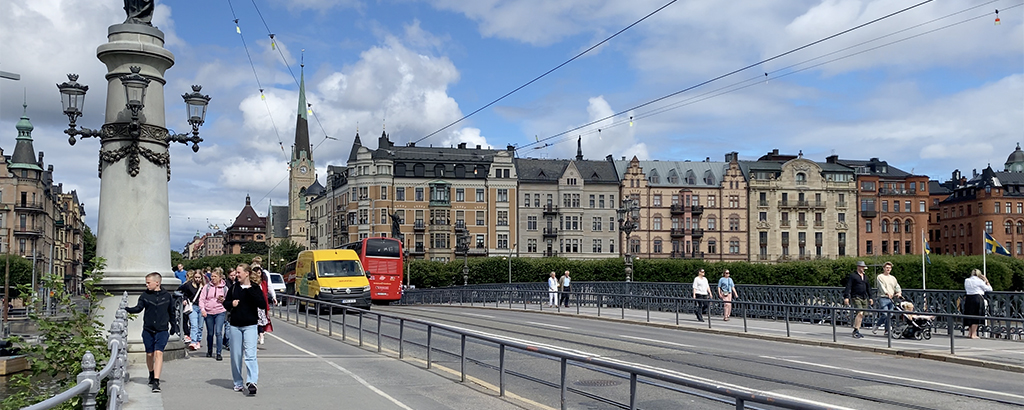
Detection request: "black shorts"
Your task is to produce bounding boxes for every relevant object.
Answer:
[142,331,169,353]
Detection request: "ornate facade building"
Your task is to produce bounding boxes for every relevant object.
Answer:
[929,145,1024,258]
[1,104,85,289]
[614,153,748,261]
[741,150,857,262]
[308,131,517,261]
[224,195,266,254]
[515,141,620,259]
[833,157,930,257]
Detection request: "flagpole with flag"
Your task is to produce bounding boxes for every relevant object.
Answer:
[921,229,929,290]
[982,230,1011,277]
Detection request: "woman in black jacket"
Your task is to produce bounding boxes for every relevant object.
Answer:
[223,263,267,395]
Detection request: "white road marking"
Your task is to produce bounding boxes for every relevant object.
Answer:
[619,335,694,348]
[761,356,1024,400]
[459,312,495,319]
[267,333,415,410]
[527,321,571,330]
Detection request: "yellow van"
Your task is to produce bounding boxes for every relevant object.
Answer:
[295,249,371,310]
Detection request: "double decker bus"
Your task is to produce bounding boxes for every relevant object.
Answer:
[338,237,404,303]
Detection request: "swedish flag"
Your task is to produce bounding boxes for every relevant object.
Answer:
[984,232,1011,256]
[923,235,932,264]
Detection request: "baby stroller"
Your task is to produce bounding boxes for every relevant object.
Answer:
[893,301,933,340]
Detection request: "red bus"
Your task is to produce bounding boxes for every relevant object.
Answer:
[338,237,404,303]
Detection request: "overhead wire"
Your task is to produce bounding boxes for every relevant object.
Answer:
[225,0,289,160]
[518,0,938,151]
[536,2,1016,151]
[409,0,681,148]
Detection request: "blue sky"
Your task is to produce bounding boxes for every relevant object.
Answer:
[1,0,1022,251]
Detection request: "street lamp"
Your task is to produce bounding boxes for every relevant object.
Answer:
[617,198,640,282]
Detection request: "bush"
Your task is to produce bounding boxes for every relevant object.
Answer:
[407,253,1023,291]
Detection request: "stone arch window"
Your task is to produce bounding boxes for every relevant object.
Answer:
[1017,221,1023,234]
[904,219,912,233]
[649,169,660,184]
[668,170,679,184]
[881,219,889,233]
[707,216,717,231]
[967,223,972,236]
[892,218,901,233]
[1005,220,1013,234]
[434,164,446,177]
[703,169,716,186]
[685,170,696,185]
[707,239,717,254]
[959,224,965,237]
[795,172,807,185]
[943,225,948,238]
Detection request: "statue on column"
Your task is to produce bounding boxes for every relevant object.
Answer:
[389,209,403,239]
[123,0,154,25]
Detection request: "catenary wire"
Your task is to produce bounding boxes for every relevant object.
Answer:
[518,0,937,151]
[536,4,1016,151]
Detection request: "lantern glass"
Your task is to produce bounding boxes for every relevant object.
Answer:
[123,80,148,108]
[186,97,208,125]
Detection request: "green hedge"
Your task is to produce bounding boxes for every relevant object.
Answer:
[408,254,1024,291]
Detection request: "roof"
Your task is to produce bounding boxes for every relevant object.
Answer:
[305,177,325,197]
[516,158,619,184]
[9,104,42,171]
[613,159,729,187]
[229,195,266,229]
[833,158,912,178]
[270,205,289,237]
[928,180,952,196]
[293,68,311,161]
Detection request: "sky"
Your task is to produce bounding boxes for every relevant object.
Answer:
[1,0,1022,251]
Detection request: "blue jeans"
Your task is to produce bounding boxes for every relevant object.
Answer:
[874,297,894,332]
[204,312,225,354]
[189,305,203,343]
[228,324,258,387]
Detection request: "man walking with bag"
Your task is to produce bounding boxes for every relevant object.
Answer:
[843,261,873,339]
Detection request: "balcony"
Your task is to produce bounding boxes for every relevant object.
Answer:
[73,243,80,250]
[409,245,426,255]
[454,221,467,233]
[689,205,704,215]
[757,200,769,208]
[14,226,43,237]
[797,220,807,228]
[543,227,559,238]
[690,228,704,237]
[670,204,685,214]
[811,201,826,208]
[670,228,685,237]
[542,204,559,216]
[309,235,318,244]
[670,251,704,259]
[836,201,848,209]
[429,220,450,231]
[413,221,426,231]
[469,245,488,256]
[543,250,558,257]
[879,188,912,196]
[14,201,45,213]
[455,245,469,255]
[780,220,791,228]
[861,210,877,218]
[814,220,824,228]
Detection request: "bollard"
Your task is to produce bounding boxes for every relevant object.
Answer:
[460,334,466,382]
[426,326,433,369]
[399,319,405,359]
[785,305,790,337]
[377,315,382,353]
[359,312,364,347]
[560,357,568,410]
[499,344,506,397]
[831,308,836,342]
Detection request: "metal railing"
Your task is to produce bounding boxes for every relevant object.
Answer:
[274,294,836,410]
[24,292,130,410]
[401,286,1024,354]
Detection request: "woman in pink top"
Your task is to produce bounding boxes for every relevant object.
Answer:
[200,269,228,360]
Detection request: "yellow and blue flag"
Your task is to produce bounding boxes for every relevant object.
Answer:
[923,230,931,264]
[984,232,1011,256]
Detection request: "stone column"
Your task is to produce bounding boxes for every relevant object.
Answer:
[93,23,183,361]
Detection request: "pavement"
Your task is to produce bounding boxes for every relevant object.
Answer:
[435,299,1024,373]
[121,316,532,410]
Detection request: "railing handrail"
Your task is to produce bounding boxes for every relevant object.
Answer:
[279,293,839,409]
[22,292,130,410]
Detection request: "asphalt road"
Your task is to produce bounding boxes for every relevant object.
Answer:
[275,303,1023,410]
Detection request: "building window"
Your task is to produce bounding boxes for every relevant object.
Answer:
[609,239,615,253]
[866,240,873,254]
[592,217,602,231]
[653,217,662,231]
[708,195,717,207]
[795,172,806,185]
[456,188,465,202]
[477,189,485,202]
[380,186,388,200]
[729,240,740,254]
[729,216,740,231]
[1007,203,1012,214]
[711,217,720,229]
[781,232,790,256]
[653,240,663,253]
[497,234,508,249]
[599,195,606,208]
[707,240,717,254]
[729,196,739,208]
[415,188,424,202]
[476,211,485,225]
[527,216,537,231]
[527,239,537,253]
[653,195,662,207]
[534,194,540,208]
[497,211,508,226]
[497,189,508,202]
[593,239,602,253]
[396,187,405,201]
[893,219,901,233]
[609,217,615,231]
[881,219,889,233]
[865,220,872,233]
[905,240,912,255]
[590,195,596,208]
[1006,221,1013,234]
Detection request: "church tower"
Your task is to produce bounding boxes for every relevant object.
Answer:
[288,66,315,247]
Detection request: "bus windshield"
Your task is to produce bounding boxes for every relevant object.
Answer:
[365,238,401,258]
[316,260,364,278]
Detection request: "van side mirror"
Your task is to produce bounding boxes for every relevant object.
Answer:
[365,271,372,278]
[306,272,315,280]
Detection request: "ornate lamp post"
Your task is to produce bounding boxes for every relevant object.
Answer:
[55,5,211,359]
[617,198,640,282]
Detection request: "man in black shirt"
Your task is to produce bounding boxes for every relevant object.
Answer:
[125,272,176,392]
[843,261,873,339]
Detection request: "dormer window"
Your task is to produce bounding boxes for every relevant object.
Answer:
[795,172,807,185]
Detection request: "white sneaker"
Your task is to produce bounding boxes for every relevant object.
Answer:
[258,334,265,345]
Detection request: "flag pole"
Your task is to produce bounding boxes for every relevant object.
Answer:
[983,229,988,277]
[921,228,926,291]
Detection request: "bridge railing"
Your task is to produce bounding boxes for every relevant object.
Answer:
[274,293,838,410]
[403,282,1024,339]
[22,292,130,410]
[401,287,1024,355]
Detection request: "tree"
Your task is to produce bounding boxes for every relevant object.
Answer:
[270,239,305,271]
[82,225,97,274]
[2,254,33,298]
[240,241,269,255]
[170,250,185,269]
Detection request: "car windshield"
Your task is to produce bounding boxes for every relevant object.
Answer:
[270,274,284,284]
[316,260,363,278]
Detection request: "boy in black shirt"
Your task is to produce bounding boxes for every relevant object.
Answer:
[125,272,176,393]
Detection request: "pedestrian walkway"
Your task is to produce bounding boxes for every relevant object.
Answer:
[122,319,529,410]
[436,300,1024,372]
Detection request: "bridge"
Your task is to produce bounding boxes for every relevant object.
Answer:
[111,289,1023,410]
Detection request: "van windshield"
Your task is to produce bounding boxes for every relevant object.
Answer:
[316,260,364,278]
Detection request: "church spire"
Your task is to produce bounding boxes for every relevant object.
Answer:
[576,136,583,161]
[293,64,311,161]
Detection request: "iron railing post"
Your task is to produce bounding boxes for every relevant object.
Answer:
[316,302,321,332]
[359,311,364,346]
[77,351,99,410]
[399,319,405,359]
[629,373,638,410]
[785,304,790,337]
[831,307,836,342]
[675,298,679,325]
[342,307,348,341]
[598,294,602,317]
[743,302,748,332]
[948,315,955,354]
[460,334,467,382]
[426,326,433,369]
[329,308,333,336]
[377,314,382,353]
[499,344,506,397]
[560,357,568,410]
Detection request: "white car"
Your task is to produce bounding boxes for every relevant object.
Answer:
[268,272,286,297]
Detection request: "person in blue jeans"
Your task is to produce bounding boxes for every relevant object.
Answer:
[872,262,902,335]
[223,263,267,395]
[200,269,228,360]
[177,271,204,350]
[125,272,176,393]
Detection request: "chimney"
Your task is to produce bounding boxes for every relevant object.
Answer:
[705,157,710,162]
[973,169,978,177]
[772,149,779,155]
[507,144,515,151]
[476,145,481,149]
[606,154,614,162]
[407,142,416,147]
[622,156,626,161]
[458,142,467,149]
[826,154,838,164]
[725,152,738,163]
